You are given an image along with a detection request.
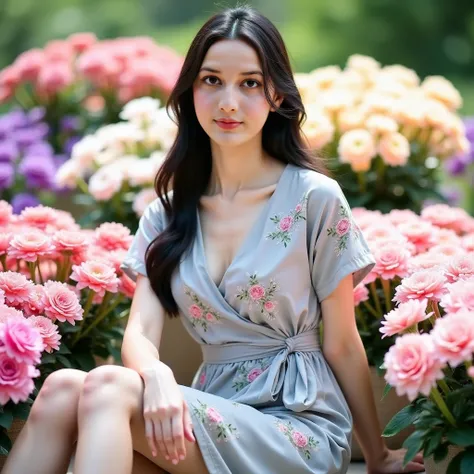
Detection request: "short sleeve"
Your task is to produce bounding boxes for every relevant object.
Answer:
[309,180,375,302]
[120,198,165,281]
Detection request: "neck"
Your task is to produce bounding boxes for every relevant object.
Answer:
[207,138,276,200]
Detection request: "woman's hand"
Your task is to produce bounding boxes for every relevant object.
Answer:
[140,360,195,465]
[367,448,425,474]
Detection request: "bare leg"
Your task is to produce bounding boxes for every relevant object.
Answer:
[74,365,208,474]
[2,369,87,474]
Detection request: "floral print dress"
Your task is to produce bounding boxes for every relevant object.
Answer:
[121,164,375,474]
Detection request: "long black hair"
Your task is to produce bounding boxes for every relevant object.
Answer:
[145,6,327,316]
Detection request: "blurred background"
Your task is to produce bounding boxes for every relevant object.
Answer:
[1,0,473,114]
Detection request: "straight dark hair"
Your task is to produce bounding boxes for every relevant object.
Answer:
[146,5,327,316]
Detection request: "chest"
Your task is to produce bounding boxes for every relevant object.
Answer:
[198,198,270,286]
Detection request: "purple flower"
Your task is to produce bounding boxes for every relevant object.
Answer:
[3,109,28,130]
[0,140,19,163]
[12,123,50,150]
[445,156,468,176]
[0,162,14,189]
[25,141,54,157]
[27,107,46,124]
[60,115,81,133]
[11,193,40,214]
[18,154,56,190]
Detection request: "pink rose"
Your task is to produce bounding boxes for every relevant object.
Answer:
[277,422,288,433]
[247,368,263,382]
[27,316,61,353]
[8,230,56,262]
[408,253,446,274]
[291,431,308,448]
[373,244,410,280]
[0,352,39,404]
[469,366,474,379]
[380,299,433,338]
[36,62,75,97]
[398,221,435,254]
[94,223,133,251]
[189,304,202,319]
[53,230,89,259]
[278,216,294,232]
[429,244,464,259]
[68,32,97,54]
[421,204,470,235]
[18,205,57,231]
[118,273,136,299]
[440,278,474,314]
[0,318,44,364]
[0,271,35,306]
[0,306,24,324]
[199,371,206,386]
[353,283,369,306]
[461,234,474,253]
[42,281,84,325]
[22,285,46,316]
[70,261,120,297]
[383,333,445,401]
[249,285,265,301]
[0,201,13,226]
[444,254,474,283]
[206,407,223,423]
[205,312,216,322]
[336,218,351,236]
[431,310,474,367]
[0,232,13,256]
[394,269,447,304]
[264,301,276,312]
[295,204,303,213]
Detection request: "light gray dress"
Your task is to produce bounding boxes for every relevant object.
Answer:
[121,164,375,474]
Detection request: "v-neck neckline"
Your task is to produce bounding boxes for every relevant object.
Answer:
[196,163,291,290]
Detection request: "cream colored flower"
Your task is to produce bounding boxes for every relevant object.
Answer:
[88,166,123,201]
[392,98,426,128]
[119,97,161,125]
[421,76,462,111]
[378,132,410,167]
[302,108,335,150]
[423,99,451,128]
[347,54,381,76]
[337,108,367,133]
[320,89,357,114]
[359,92,396,116]
[338,129,377,172]
[366,114,399,136]
[372,75,408,98]
[309,65,341,90]
[71,135,103,170]
[55,160,83,189]
[379,65,420,88]
[334,69,367,92]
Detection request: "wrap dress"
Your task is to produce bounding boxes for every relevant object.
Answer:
[121,164,376,474]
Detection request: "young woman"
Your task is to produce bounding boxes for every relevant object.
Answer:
[3,6,425,474]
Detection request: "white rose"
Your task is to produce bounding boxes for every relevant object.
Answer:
[55,160,83,189]
[88,166,123,201]
[119,97,161,125]
[71,135,103,170]
[133,188,157,217]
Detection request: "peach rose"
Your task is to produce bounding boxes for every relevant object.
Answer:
[378,132,410,167]
[338,129,377,172]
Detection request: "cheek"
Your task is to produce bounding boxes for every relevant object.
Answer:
[244,95,271,122]
[193,89,213,119]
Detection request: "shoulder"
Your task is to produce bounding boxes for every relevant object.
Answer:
[141,191,173,229]
[289,165,345,205]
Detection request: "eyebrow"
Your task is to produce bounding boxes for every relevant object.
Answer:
[199,67,263,76]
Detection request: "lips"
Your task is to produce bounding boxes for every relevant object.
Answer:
[214,119,242,130]
[215,119,241,124]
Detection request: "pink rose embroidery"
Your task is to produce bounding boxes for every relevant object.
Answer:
[199,371,206,386]
[236,274,278,321]
[249,284,265,301]
[189,304,202,319]
[267,192,308,247]
[336,218,351,236]
[274,420,319,460]
[232,358,271,391]
[327,205,359,256]
[193,400,238,442]
[278,216,294,232]
[184,287,220,331]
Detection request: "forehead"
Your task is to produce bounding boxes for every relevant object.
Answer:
[200,39,262,72]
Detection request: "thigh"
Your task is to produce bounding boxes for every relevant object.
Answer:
[132,451,167,474]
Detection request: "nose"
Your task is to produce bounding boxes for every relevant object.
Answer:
[219,86,238,113]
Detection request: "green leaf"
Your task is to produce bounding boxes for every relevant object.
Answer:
[402,431,424,467]
[446,429,474,447]
[447,450,463,474]
[0,429,12,454]
[460,449,474,474]
[0,411,13,430]
[61,325,82,334]
[56,355,73,368]
[434,443,449,462]
[73,353,97,372]
[11,403,30,420]
[424,429,444,457]
[383,404,419,437]
[382,383,392,400]
[57,343,71,355]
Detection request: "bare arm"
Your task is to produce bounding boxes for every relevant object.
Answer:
[121,274,166,377]
[321,274,388,468]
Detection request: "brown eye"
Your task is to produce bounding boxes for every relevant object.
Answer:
[203,76,221,85]
[244,79,261,89]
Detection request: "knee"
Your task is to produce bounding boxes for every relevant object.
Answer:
[79,366,142,415]
[29,369,86,425]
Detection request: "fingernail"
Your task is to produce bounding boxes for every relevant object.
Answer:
[180,455,185,461]
[165,455,170,460]
[172,459,178,465]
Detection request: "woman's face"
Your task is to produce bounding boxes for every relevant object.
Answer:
[193,39,279,148]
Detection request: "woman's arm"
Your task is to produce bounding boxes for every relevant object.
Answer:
[321,273,389,468]
[121,274,166,376]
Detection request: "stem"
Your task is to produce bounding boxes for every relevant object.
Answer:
[438,379,451,396]
[370,281,383,317]
[381,278,392,313]
[27,262,36,282]
[0,255,6,271]
[36,258,44,284]
[431,300,442,320]
[71,291,96,346]
[362,299,380,319]
[75,293,124,343]
[357,172,366,194]
[430,386,456,427]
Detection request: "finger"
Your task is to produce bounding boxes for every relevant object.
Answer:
[162,418,177,463]
[144,418,157,457]
[153,419,167,459]
[406,461,425,472]
[172,412,186,461]
[183,404,195,443]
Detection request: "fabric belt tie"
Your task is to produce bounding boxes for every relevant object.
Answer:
[200,330,321,412]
